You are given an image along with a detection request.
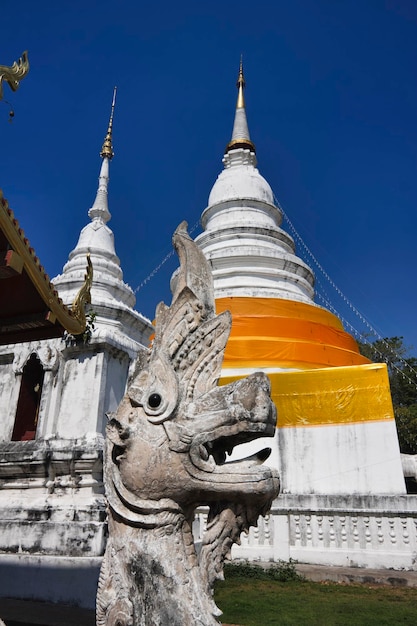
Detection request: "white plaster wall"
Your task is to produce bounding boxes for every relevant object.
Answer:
[209,267,314,301]
[221,365,405,496]
[196,495,417,570]
[197,200,315,303]
[198,227,295,255]
[0,331,144,443]
[207,161,276,211]
[0,353,17,440]
[36,366,62,439]
[201,201,281,232]
[53,351,106,438]
[46,346,132,439]
[223,407,406,497]
[102,350,130,420]
[278,420,406,495]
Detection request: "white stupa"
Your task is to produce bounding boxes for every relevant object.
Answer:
[195,61,405,501]
[196,62,368,375]
[53,90,151,356]
[197,60,314,305]
[190,63,414,572]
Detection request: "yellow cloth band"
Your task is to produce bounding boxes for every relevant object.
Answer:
[216,297,370,369]
[221,363,394,428]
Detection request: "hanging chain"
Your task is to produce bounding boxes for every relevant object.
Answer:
[276,193,417,454]
[274,193,417,383]
[133,220,201,294]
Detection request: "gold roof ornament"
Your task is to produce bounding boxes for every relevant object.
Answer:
[100,87,117,160]
[0,51,30,101]
[71,254,93,326]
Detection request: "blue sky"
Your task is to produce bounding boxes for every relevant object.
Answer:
[1,1,417,352]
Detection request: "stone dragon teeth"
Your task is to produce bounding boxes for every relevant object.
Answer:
[97,221,279,626]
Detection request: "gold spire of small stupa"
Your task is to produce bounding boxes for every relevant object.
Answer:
[100,87,117,160]
[236,55,245,109]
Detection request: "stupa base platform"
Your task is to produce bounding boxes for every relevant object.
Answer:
[195,494,417,571]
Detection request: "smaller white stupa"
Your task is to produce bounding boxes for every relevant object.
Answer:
[53,89,151,357]
[50,89,153,440]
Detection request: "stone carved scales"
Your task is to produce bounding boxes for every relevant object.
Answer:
[96,222,279,625]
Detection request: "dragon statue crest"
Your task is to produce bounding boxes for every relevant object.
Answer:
[96,222,280,626]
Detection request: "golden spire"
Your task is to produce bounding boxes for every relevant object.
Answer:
[225,57,256,154]
[100,87,116,160]
[236,55,245,109]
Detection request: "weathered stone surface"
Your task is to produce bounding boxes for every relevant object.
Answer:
[0,436,106,557]
[96,222,279,626]
[401,453,417,481]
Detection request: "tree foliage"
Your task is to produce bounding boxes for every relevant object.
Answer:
[358,337,417,454]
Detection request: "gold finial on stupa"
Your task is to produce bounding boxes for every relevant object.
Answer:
[225,57,256,154]
[236,55,246,109]
[100,87,117,160]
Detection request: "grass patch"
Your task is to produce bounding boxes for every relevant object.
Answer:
[214,565,417,625]
[223,559,304,582]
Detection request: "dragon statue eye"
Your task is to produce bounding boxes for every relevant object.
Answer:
[148,393,162,409]
[127,355,178,423]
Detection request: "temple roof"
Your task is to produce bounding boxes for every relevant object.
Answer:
[0,189,88,345]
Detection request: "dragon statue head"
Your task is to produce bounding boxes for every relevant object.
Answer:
[98,222,279,626]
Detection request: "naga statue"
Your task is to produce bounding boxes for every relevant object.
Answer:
[96,222,280,626]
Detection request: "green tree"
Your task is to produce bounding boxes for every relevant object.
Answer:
[358,336,408,371]
[395,405,417,455]
[358,337,417,454]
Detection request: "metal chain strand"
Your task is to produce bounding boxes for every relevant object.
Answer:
[133,221,200,294]
[274,192,417,386]
[278,194,417,454]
